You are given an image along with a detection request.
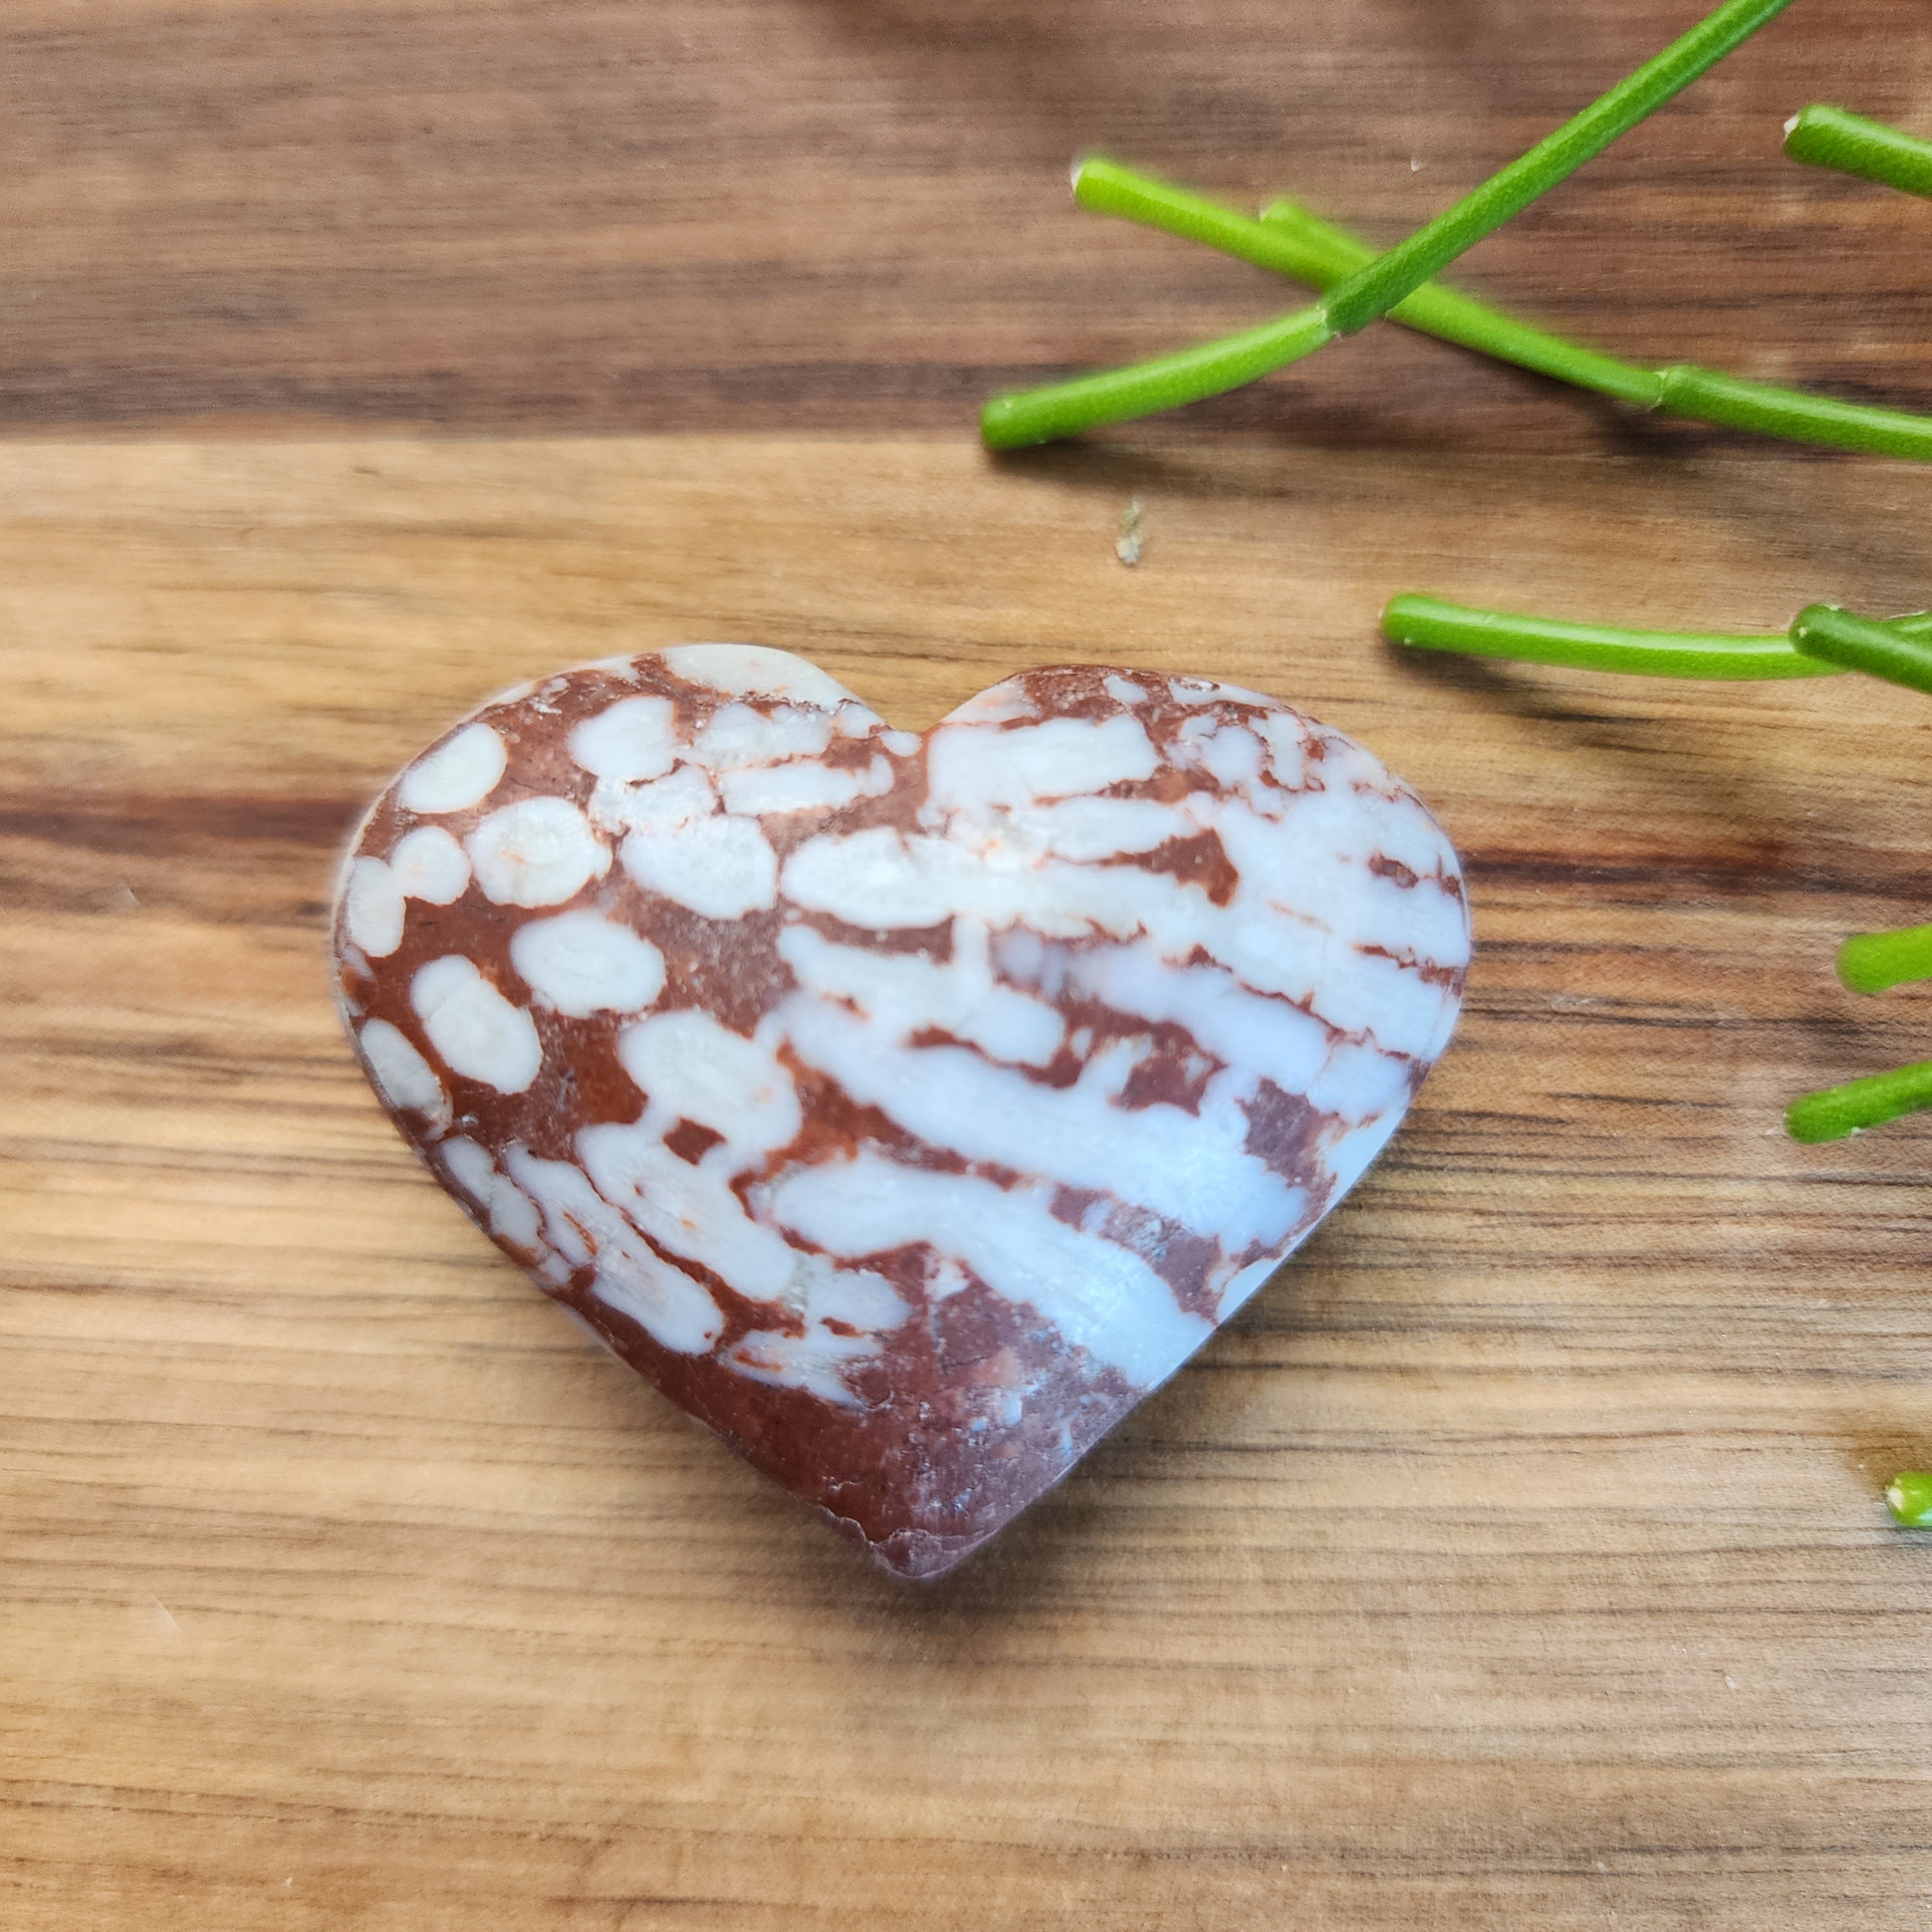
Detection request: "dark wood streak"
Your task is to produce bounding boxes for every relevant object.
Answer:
[12,0,1924,1852]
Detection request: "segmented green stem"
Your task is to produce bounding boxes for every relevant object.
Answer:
[1657,368,1932,460]
[981,0,1798,447]
[980,307,1334,451]
[1384,593,1887,680]
[1788,1062,1932,1142]
[1838,925,1932,995]
[1887,1473,1932,1527]
[1071,159,1662,405]
[1786,104,1932,200]
[1321,0,1800,335]
[1071,161,1932,462]
[1791,604,1932,695]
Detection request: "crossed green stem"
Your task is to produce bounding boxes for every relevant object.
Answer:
[981,0,1799,447]
[1787,105,1932,200]
[1058,159,1932,462]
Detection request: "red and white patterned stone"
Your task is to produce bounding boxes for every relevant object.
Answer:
[333,647,1469,1579]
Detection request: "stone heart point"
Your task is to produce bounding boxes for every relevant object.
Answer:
[333,647,1468,1578]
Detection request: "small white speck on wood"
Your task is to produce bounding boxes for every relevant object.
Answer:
[1116,497,1144,567]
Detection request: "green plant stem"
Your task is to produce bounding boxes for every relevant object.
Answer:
[1072,160,1932,462]
[1787,1061,1932,1142]
[1886,1473,1932,1526]
[1073,159,1662,405]
[981,0,1797,447]
[1787,104,1932,200]
[1656,367,1932,460]
[1838,925,1932,995]
[1790,603,1932,695]
[980,307,1334,451]
[1379,594,1932,680]
[1321,0,1799,336]
[1255,192,1665,405]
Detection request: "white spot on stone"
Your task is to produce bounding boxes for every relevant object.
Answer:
[661,643,859,710]
[398,723,507,814]
[927,1257,971,1301]
[511,909,666,1018]
[621,814,777,920]
[1025,795,1191,862]
[440,1135,495,1198]
[771,1151,1211,1389]
[779,922,1064,1069]
[502,1149,726,1355]
[943,681,1037,727]
[692,702,833,774]
[617,1009,801,1157]
[926,714,1158,816]
[389,826,470,904]
[593,763,715,840]
[1256,712,1312,792]
[466,796,611,909]
[593,1238,728,1355]
[344,857,406,958]
[1023,936,1331,1101]
[411,955,544,1093]
[722,1251,909,1408]
[568,695,678,785]
[719,754,892,817]
[578,1123,801,1302]
[779,990,1304,1251]
[725,1325,883,1407]
[438,1136,544,1253]
[881,729,921,757]
[1104,674,1147,706]
[1169,675,1270,708]
[781,827,961,929]
[1187,721,1264,790]
[358,1018,450,1127]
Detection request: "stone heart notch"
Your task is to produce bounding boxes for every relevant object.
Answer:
[333,646,1469,1579]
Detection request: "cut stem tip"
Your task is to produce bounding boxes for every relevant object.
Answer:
[1785,1060,1932,1143]
[1886,1473,1932,1527]
[1786,104,1932,200]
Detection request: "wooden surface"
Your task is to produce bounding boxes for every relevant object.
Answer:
[5,5,1932,1930]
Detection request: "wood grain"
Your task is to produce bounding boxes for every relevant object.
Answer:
[5,433,1932,1929]
[0,0,1929,442]
[8,0,1932,1924]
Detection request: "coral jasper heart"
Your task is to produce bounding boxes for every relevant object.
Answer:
[334,647,1468,1578]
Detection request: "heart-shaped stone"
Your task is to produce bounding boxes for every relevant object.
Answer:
[333,647,1468,1578]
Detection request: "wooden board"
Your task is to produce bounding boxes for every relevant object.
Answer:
[7,435,1932,1931]
[5,1,1932,1927]
[1,0,1929,442]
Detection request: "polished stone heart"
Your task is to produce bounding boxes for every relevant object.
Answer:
[333,647,1468,1577]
